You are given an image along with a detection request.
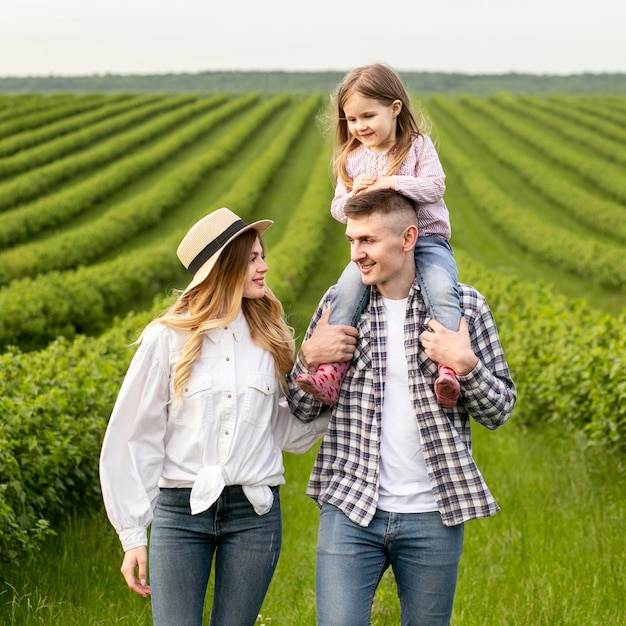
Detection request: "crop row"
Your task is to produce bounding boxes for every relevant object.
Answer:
[0,95,286,284]
[565,96,626,125]
[0,94,165,158]
[431,109,626,289]
[0,94,202,177]
[0,94,114,138]
[498,95,626,167]
[522,96,626,147]
[0,94,229,213]
[460,96,626,204]
[0,95,322,350]
[429,96,626,244]
[0,93,97,123]
[0,95,250,250]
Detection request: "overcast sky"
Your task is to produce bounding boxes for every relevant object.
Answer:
[1,0,624,77]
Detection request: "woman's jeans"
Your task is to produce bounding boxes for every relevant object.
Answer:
[316,505,464,626]
[149,486,282,626]
[330,235,460,332]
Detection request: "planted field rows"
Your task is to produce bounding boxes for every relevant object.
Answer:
[0,92,624,563]
[0,92,623,349]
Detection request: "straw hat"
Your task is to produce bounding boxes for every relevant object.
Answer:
[177,208,273,294]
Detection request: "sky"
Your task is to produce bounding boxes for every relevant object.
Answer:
[1,0,624,78]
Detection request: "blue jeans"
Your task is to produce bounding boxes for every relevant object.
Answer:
[316,505,464,626]
[330,235,460,332]
[149,486,282,626]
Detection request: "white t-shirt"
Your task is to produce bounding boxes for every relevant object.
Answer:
[378,297,438,513]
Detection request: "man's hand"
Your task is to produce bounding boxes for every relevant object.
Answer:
[299,308,358,370]
[420,317,478,376]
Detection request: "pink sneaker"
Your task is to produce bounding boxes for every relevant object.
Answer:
[434,364,460,408]
[296,361,350,405]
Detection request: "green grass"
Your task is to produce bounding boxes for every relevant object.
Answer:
[1,421,624,625]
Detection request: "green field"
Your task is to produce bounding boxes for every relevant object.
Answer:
[0,91,624,624]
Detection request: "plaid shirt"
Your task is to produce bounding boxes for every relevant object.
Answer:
[286,282,516,527]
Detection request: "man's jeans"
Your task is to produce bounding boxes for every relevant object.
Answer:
[149,486,281,626]
[316,504,464,626]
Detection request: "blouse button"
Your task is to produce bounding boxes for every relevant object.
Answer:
[225,357,230,362]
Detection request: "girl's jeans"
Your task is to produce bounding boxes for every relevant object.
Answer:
[149,486,281,626]
[330,235,460,331]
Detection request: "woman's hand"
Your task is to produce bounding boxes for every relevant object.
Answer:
[121,546,152,597]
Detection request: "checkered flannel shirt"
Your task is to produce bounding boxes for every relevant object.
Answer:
[286,281,516,527]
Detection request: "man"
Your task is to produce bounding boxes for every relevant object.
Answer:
[287,189,516,625]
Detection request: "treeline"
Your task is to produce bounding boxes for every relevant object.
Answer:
[1,70,626,95]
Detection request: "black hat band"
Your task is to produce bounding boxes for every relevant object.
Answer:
[187,219,247,275]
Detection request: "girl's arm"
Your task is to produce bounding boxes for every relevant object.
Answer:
[330,177,352,224]
[393,135,447,205]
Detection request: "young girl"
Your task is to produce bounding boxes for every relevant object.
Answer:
[100,208,330,626]
[296,63,461,408]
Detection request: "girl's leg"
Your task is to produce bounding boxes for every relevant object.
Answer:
[414,236,460,332]
[329,261,370,327]
[414,237,462,408]
[296,262,366,405]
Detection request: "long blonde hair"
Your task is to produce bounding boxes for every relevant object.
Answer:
[327,64,431,190]
[143,229,295,399]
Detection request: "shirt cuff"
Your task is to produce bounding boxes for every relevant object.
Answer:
[457,359,492,397]
[119,527,148,552]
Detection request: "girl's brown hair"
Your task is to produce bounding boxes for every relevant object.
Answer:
[328,64,431,189]
[144,229,295,399]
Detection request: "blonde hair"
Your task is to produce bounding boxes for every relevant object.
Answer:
[142,229,295,400]
[325,64,431,190]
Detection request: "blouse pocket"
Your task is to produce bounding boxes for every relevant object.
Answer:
[242,373,276,428]
[169,374,213,429]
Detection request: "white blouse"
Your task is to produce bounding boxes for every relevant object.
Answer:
[99,311,328,552]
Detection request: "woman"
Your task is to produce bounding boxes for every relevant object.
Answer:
[100,208,329,626]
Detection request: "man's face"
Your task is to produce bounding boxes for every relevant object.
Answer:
[345,212,414,299]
